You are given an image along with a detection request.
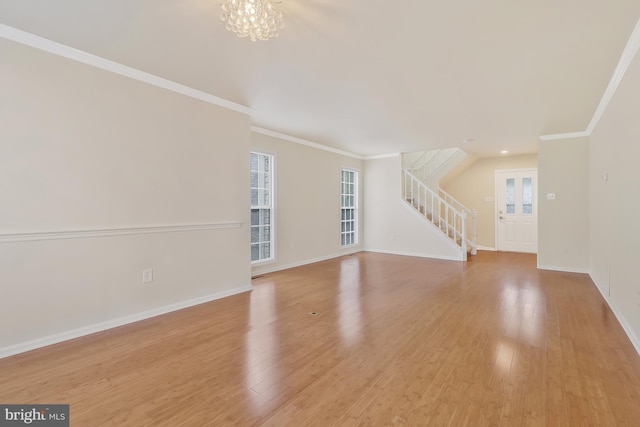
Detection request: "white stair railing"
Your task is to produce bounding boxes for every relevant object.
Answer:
[439,187,477,255]
[403,169,468,260]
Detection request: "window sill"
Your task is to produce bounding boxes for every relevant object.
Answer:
[251,258,276,267]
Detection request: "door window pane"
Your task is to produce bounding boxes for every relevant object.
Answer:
[506,178,515,214]
[523,177,533,214]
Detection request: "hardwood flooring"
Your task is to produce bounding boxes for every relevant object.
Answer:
[1,251,640,426]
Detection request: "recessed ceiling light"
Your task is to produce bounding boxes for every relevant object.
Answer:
[462,139,474,143]
[500,150,509,154]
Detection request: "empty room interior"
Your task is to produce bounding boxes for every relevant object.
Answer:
[2,1,640,425]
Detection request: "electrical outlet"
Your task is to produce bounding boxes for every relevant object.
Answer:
[142,269,153,284]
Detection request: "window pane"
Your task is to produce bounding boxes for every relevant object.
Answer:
[260,242,270,259]
[251,244,259,261]
[251,227,259,243]
[523,177,533,214]
[262,226,270,241]
[506,178,515,214]
[260,209,270,224]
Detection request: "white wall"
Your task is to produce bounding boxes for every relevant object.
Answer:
[0,38,251,356]
[589,43,640,352]
[250,132,364,275]
[537,138,590,272]
[364,156,462,261]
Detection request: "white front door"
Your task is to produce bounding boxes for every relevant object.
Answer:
[496,169,538,253]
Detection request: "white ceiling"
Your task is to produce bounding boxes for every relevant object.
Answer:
[1,0,639,157]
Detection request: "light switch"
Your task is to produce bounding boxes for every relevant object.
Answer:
[142,269,153,283]
[547,193,556,200]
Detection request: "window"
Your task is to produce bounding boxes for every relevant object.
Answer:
[341,169,358,246]
[250,152,274,262]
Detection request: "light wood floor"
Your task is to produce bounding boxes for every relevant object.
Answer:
[2,251,640,426]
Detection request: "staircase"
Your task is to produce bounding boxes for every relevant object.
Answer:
[402,150,477,260]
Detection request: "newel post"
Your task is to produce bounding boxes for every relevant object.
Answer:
[471,209,477,255]
[461,210,467,258]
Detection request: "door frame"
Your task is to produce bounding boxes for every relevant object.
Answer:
[494,168,538,252]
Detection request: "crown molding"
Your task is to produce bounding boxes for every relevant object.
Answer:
[0,23,403,162]
[0,24,252,116]
[250,126,364,159]
[364,153,401,160]
[586,16,640,134]
[539,17,640,141]
[10,17,640,150]
[539,131,590,141]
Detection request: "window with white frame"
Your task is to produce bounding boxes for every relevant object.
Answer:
[341,169,358,246]
[250,152,274,262]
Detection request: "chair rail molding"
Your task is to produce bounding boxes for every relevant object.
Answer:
[0,222,243,243]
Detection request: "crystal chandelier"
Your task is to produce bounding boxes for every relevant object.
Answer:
[220,0,284,41]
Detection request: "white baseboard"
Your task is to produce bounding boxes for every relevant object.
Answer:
[0,285,253,360]
[537,264,590,274]
[477,246,497,251]
[363,248,463,262]
[251,249,362,276]
[589,273,640,358]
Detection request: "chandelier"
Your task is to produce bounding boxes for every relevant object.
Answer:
[220,0,284,41]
